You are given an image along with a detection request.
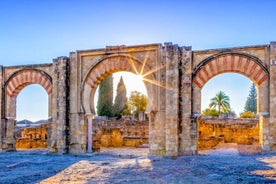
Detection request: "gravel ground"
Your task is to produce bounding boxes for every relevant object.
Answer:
[0,146,276,184]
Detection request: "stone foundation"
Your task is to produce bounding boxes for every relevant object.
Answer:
[198,117,259,150]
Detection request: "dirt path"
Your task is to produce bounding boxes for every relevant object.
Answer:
[0,147,275,184]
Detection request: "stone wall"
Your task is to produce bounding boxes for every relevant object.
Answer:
[91,119,148,149]
[16,124,48,149]
[1,42,276,156]
[198,117,259,150]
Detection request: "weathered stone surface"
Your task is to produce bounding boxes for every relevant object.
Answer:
[15,124,48,149]
[198,117,259,150]
[92,119,148,148]
[0,42,276,156]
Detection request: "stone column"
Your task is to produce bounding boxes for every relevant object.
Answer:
[0,66,3,151]
[2,93,16,151]
[2,117,16,151]
[164,43,179,156]
[49,61,58,153]
[0,119,2,152]
[147,45,166,156]
[192,85,201,114]
[258,80,269,114]
[268,41,276,151]
[86,114,94,153]
[259,115,270,151]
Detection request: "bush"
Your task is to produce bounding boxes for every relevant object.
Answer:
[240,111,256,118]
[202,108,219,117]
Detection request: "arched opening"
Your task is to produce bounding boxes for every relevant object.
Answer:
[2,69,52,151]
[198,73,260,155]
[15,84,49,150]
[192,53,269,156]
[81,54,157,154]
[90,71,149,154]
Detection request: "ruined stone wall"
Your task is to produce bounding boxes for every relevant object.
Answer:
[265,41,276,151]
[49,57,70,154]
[0,66,3,151]
[16,124,48,149]
[91,119,148,149]
[179,46,197,155]
[198,117,259,150]
[1,42,276,156]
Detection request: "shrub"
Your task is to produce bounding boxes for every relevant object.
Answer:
[202,108,219,117]
[240,111,256,118]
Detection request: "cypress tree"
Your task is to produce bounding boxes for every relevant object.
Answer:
[244,83,257,113]
[97,75,114,116]
[113,76,127,117]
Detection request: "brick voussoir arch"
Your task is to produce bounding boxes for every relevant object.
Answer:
[192,52,269,89]
[81,53,155,114]
[83,54,153,89]
[5,69,52,97]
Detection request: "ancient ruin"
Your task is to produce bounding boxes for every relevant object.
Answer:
[16,124,48,149]
[0,42,276,156]
[198,117,259,150]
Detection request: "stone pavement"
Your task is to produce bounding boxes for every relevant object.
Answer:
[0,147,275,183]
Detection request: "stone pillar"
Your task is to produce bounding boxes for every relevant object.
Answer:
[268,41,276,151]
[178,46,197,155]
[52,57,70,154]
[259,115,270,151]
[86,114,94,153]
[258,80,269,114]
[68,52,87,154]
[0,66,3,151]
[2,117,16,151]
[164,43,179,156]
[2,92,16,151]
[147,45,165,156]
[192,85,201,114]
[0,119,2,151]
[49,61,58,152]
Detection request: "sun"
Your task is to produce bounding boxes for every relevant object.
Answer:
[137,74,144,81]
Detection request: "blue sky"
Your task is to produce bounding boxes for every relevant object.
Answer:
[1,1,275,121]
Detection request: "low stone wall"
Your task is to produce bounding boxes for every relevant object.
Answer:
[92,119,148,149]
[16,139,47,149]
[16,124,48,149]
[198,117,259,150]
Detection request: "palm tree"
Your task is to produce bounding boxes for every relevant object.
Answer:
[209,91,230,114]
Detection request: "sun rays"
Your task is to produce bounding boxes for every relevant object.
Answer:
[127,53,178,93]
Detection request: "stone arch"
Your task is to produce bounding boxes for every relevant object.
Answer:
[5,69,52,98]
[81,53,155,115]
[192,52,269,89]
[2,69,53,151]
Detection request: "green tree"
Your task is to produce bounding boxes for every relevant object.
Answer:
[113,76,127,117]
[122,101,132,116]
[209,91,231,114]
[126,91,147,118]
[97,75,114,116]
[244,83,257,113]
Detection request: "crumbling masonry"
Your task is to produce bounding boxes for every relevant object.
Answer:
[0,42,276,156]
